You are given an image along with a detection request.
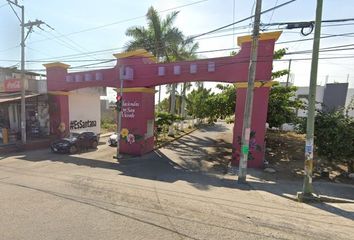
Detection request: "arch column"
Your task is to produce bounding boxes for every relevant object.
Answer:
[231,82,274,168]
[117,87,155,155]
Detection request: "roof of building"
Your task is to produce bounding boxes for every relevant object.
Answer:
[0,67,43,77]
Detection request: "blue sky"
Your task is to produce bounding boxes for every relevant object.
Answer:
[1,0,354,99]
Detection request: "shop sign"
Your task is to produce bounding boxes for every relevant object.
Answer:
[4,78,21,92]
[70,120,97,130]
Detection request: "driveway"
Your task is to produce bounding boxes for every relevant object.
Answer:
[0,125,353,240]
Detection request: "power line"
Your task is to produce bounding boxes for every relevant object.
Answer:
[322,23,354,28]
[27,26,260,62]
[0,45,20,53]
[268,0,279,24]
[30,46,125,61]
[277,31,354,44]
[263,17,354,27]
[24,53,354,74]
[188,0,296,40]
[21,51,354,74]
[26,0,209,45]
[0,2,8,9]
[4,38,354,65]
[21,30,354,63]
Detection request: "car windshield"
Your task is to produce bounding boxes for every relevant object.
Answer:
[68,133,80,138]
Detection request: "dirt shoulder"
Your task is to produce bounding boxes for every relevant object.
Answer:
[266,130,354,185]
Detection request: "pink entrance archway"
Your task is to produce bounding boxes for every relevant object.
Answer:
[44,31,281,168]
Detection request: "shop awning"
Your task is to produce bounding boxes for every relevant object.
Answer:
[0,94,41,103]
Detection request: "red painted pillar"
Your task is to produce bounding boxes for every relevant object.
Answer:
[232,85,271,168]
[118,88,155,155]
[49,94,69,137]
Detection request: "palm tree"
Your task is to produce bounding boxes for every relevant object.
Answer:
[125,7,184,112]
[125,7,183,59]
[125,7,199,134]
[169,39,199,118]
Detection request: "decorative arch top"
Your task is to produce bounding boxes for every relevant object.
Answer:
[44,31,282,92]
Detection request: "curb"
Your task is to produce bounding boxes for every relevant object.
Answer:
[154,127,199,150]
[294,192,354,203]
[318,195,354,204]
[100,132,114,138]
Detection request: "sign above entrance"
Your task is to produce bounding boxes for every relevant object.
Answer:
[4,78,21,92]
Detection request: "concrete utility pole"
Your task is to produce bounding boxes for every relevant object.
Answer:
[286,59,292,87]
[7,0,46,144]
[115,65,124,160]
[299,0,323,199]
[238,0,262,183]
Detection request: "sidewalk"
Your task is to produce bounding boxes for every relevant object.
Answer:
[0,136,56,155]
[222,168,354,205]
[0,132,114,156]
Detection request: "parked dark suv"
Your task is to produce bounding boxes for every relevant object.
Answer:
[51,132,100,154]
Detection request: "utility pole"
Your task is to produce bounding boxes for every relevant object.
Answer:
[7,0,46,144]
[115,65,124,160]
[298,0,323,200]
[286,59,292,87]
[238,0,262,183]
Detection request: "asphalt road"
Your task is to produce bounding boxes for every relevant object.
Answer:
[0,123,353,240]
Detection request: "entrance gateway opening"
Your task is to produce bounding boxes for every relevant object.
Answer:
[44,31,281,168]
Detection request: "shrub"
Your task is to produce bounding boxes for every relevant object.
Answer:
[314,110,354,173]
[155,112,180,133]
[225,116,235,124]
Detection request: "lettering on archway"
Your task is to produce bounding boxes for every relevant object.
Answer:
[44,31,281,168]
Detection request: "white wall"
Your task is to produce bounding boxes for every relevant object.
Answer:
[68,88,101,134]
[345,88,354,117]
[8,104,19,132]
[296,86,325,117]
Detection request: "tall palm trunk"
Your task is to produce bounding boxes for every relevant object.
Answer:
[158,86,161,110]
[168,83,177,136]
[170,83,177,114]
[180,83,187,118]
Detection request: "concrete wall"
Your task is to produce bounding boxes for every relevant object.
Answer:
[345,88,354,117]
[68,88,102,134]
[296,84,353,117]
[323,83,348,112]
[296,85,325,117]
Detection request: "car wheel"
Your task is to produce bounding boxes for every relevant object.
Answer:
[69,145,78,154]
[91,141,98,149]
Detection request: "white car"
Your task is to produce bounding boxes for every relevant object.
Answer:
[108,133,118,146]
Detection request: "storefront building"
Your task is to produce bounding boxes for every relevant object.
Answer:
[0,67,49,145]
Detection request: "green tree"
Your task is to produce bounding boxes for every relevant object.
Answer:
[125,7,183,60]
[314,110,354,173]
[267,83,303,128]
[216,84,236,118]
[186,87,213,119]
[156,98,169,112]
[125,6,184,113]
[125,6,198,123]
[272,48,289,80]
[168,38,199,117]
[186,84,236,123]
